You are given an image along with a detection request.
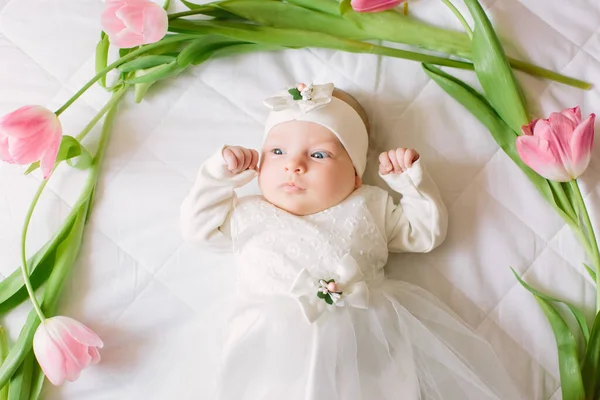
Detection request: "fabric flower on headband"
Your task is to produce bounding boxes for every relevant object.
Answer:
[263,83,334,113]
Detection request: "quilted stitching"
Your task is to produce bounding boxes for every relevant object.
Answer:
[0,0,599,399]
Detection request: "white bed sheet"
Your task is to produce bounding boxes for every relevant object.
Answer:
[1,0,600,398]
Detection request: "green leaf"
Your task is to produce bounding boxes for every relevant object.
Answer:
[583,263,596,282]
[0,209,79,316]
[325,294,333,305]
[0,311,41,392]
[179,0,246,19]
[131,63,176,103]
[0,199,91,390]
[582,312,600,399]
[512,268,590,344]
[288,88,302,100]
[215,0,367,40]
[206,43,282,62]
[0,327,8,400]
[283,0,592,88]
[422,63,573,223]
[26,361,43,400]
[7,351,33,400]
[95,34,110,88]
[533,296,585,400]
[339,0,352,16]
[168,20,474,70]
[317,291,326,299]
[0,87,126,391]
[462,0,529,133]
[25,136,92,175]
[177,36,246,67]
[134,78,154,104]
[118,55,176,73]
[163,0,171,10]
[125,60,185,84]
[285,0,346,15]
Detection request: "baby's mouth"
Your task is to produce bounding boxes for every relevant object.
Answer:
[280,182,305,192]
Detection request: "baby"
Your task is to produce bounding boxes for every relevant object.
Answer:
[181,83,522,400]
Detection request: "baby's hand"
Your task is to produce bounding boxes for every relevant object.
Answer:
[379,148,420,175]
[222,146,259,174]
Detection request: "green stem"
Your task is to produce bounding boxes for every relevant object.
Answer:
[0,327,8,400]
[54,34,199,117]
[169,12,592,90]
[92,88,129,167]
[169,9,207,19]
[169,19,475,70]
[441,0,473,39]
[20,181,49,323]
[507,57,592,91]
[551,181,578,225]
[75,86,129,142]
[570,180,600,311]
[370,45,472,69]
[19,85,130,326]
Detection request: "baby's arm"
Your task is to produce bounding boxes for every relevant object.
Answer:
[180,146,258,251]
[379,148,448,253]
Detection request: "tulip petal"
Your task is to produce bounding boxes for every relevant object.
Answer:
[59,334,92,380]
[0,134,14,163]
[521,119,539,137]
[548,112,578,144]
[101,4,127,36]
[0,106,56,139]
[534,114,573,166]
[40,135,61,179]
[142,4,168,44]
[116,4,145,35]
[516,135,572,182]
[351,0,403,12]
[88,347,101,364]
[45,326,88,383]
[7,135,47,164]
[561,106,582,126]
[569,113,596,178]
[33,324,67,386]
[112,28,145,48]
[54,316,104,348]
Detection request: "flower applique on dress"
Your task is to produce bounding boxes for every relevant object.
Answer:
[290,253,369,323]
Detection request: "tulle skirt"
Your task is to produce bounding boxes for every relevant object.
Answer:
[214,280,523,400]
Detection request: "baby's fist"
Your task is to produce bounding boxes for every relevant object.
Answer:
[223,146,259,174]
[379,148,420,175]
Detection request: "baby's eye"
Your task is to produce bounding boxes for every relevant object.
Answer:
[272,148,284,155]
[311,151,329,159]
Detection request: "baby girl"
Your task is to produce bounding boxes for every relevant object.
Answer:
[180,83,522,400]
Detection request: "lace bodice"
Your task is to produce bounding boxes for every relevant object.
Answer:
[231,186,389,297]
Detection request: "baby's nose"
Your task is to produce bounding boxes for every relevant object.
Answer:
[285,159,305,173]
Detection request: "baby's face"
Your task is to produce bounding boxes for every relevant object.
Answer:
[259,120,360,216]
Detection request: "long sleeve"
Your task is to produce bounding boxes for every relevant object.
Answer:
[380,159,448,253]
[180,146,257,251]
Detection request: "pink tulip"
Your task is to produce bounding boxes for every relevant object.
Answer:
[101,0,168,49]
[351,0,404,12]
[516,107,596,182]
[33,316,104,386]
[0,105,62,179]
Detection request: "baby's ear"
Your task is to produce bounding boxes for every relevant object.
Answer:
[355,174,362,189]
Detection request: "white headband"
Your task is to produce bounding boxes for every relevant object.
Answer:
[263,83,369,177]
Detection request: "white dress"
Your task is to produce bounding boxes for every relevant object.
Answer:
[181,148,524,400]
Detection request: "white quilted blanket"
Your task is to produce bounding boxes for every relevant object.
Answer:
[1,0,599,399]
